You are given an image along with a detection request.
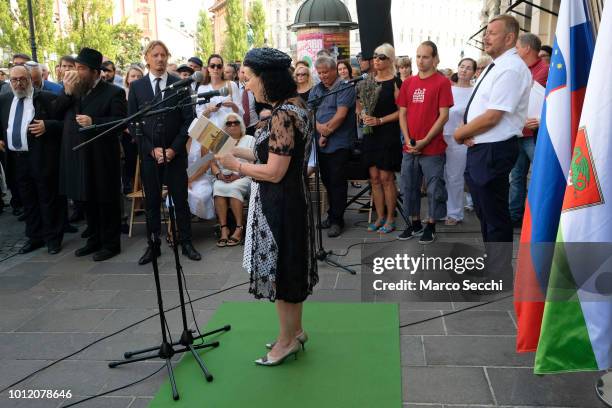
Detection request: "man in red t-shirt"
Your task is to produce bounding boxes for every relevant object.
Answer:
[511,32,550,225]
[396,41,454,244]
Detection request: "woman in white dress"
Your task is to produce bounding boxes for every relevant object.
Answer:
[442,58,476,225]
[195,54,243,129]
[211,113,255,247]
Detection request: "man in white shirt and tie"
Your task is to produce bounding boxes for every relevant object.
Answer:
[453,14,531,276]
[0,65,64,254]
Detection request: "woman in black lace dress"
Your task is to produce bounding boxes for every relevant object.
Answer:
[216,48,317,366]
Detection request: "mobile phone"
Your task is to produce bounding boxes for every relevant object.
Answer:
[215,102,222,108]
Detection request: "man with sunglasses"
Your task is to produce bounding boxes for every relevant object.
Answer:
[128,40,201,265]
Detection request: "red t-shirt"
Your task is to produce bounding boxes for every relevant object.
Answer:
[523,58,550,137]
[396,72,454,155]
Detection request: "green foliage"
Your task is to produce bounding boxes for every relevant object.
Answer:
[60,0,116,57]
[0,0,56,61]
[195,10,214,60]
[224,0,248,62]
[112,19,143,70]
[248,0,266,48]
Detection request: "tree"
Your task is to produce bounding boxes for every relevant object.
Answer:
[248,0,266,48]
[224,0,248,62]
[112,19,143,69]
[0,0,56,60]
[58,0,116,58]
[195,10,214,60]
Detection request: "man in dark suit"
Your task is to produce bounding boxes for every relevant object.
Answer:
[128,40,201,265]
[55,48,126,261]
[0,65,64,254]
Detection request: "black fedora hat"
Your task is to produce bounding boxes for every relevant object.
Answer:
[75,48,103,71]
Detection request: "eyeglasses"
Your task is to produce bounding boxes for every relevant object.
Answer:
[225,120,241,127]
[9,78,28,84]
[209,64,223,70]
[373,54,389,61]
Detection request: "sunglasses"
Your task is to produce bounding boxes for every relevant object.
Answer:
[209,64,223,70]
[295,72,309,77]
[373,54,389,61]
[225,120,241,127]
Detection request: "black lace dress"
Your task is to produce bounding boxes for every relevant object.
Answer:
[243,98,318,303]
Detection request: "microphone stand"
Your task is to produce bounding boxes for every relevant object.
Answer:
[308,83,361,275]
[75,87,230,401]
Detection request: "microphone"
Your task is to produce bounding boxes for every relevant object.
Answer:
[163,71,204,91]
[196,85,231,99]
[342,73,368,85]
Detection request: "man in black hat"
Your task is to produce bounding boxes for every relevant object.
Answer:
[55,47,127,261]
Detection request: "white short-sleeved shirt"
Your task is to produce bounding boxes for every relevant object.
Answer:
[195,81,244,129]
[466,48,532,144]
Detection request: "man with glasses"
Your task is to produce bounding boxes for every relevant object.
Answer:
[0,65,64,254]
[128,40,201,265]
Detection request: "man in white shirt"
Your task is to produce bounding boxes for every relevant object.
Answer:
[454,15,531,274]
[0,65,64,254]
[238,65,259,135]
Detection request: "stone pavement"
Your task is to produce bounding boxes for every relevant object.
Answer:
[0,198,605,408]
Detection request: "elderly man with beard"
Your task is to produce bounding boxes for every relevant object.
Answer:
[0,65,64,254]
[55,48,127,261]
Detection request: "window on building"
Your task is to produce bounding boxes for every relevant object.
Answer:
[276,9,280,22]
[286,32,291,47]
[286,8,290,21]
[355,32,360,42]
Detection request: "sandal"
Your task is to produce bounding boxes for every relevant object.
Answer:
[378,222,396,234]
[216,225,230,247]
[367,218,386,232]
[445,218,460,226]
[227,225,244,247]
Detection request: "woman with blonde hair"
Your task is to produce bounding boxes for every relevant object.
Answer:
[211,112,255,246]
[358,43,402,233]
[294,63,313,102]
[123,65,144,98]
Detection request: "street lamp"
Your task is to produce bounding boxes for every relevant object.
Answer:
[26,0,38,61]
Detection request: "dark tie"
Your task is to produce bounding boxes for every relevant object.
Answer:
[463,62,495,124]
[154,77,161,98]
[242,88,251,126]
[12,97,25,149]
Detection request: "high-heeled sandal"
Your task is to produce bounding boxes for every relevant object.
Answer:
[226,225,244,247]
[367,218,386,232]
[266,331,308,351]
[216,225,229,247]
[255,341,301,366]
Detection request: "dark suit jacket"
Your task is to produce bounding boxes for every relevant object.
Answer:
[0,90,63,181]
[54,80,127,202]
[127,73,194,159]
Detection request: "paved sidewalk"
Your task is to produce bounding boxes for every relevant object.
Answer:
[0,199,605,408]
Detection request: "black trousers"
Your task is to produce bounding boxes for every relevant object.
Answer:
[318,148,350,227]
[141,156,191,243]
[465,137,519,243]
[85,199,121,251]
[13,152,63,245]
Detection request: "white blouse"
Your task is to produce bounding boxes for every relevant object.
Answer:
[194,81,244,129]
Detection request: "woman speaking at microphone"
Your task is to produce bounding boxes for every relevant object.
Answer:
[216,47,318,366]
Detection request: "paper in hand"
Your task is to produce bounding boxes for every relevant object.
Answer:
[188,116,234,156]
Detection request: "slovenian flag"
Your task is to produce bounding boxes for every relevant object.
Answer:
[535,0,612,373]
[514,0,595,353]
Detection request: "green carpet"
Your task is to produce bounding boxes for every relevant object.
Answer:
[149,302,401,408]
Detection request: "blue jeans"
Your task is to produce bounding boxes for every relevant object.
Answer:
[509,137,535,221]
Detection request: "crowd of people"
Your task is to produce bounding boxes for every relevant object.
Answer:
[0,13,550,261]
[0,12,552,365]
